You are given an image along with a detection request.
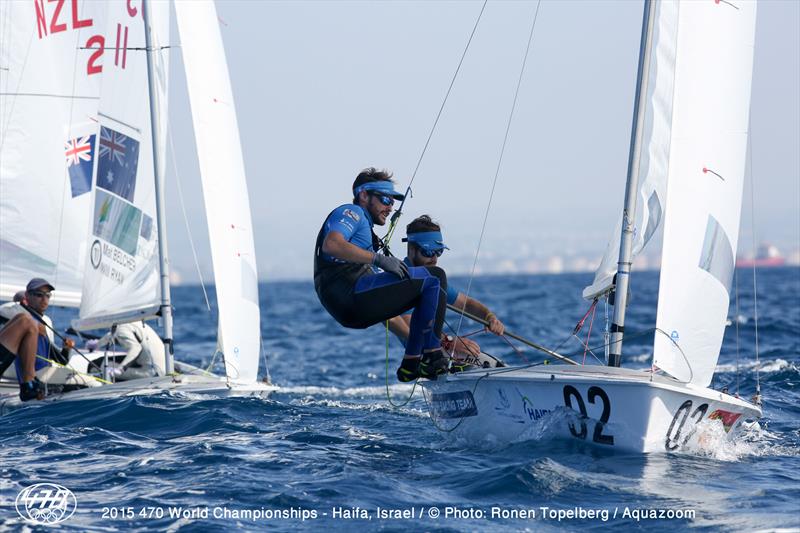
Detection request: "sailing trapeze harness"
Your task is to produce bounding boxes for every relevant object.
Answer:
[313,206,385,328]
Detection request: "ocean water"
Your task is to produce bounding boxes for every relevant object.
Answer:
[1,267,798,532]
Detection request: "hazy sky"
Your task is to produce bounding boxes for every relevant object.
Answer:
[164,0,800,282]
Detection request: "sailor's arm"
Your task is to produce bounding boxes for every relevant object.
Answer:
[453,293,505,336]
[322,231,376,264]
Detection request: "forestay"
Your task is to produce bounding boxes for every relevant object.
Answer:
[0,1,107,306]
[654,1,756,386]
[73,1,170,331]
[582,1,679,300]
[174,2,261,384]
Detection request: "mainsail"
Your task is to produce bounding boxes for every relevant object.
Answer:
[72,1,170,331]
[653,1,757,386]
[175,2,261,384]
[0,1,107,306]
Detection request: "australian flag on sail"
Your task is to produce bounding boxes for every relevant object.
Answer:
[97,125,139,202]
[65,134,95,198]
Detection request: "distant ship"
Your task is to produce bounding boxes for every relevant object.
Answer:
[736,243,786,268]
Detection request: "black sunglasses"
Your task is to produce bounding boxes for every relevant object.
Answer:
[419,248,444,258]
[369,192,394,206]
[29,291,52,299]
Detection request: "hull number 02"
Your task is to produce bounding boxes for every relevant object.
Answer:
[562,385,614,445]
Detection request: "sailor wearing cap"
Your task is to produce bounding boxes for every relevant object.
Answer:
[0,277,72,401]
[388,215,506,364]
[313,168,450,381]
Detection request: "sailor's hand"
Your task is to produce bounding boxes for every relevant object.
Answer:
[373,254,409,279]
[455,337,481,357]
[63,339,75,350]
[485,313,505,336]
[442,334,481,357]
[37,324,47,336]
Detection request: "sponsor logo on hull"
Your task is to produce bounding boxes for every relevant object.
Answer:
[431,391,478,419]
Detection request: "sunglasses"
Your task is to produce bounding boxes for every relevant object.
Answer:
[369,192,394,206]
[419,248,444,258]
[29,291,52,299]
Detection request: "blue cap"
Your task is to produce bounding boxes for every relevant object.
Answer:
[26,278,55,292]
[402,231,449,252]
[353,181,405,201]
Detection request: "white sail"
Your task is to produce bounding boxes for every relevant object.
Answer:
[73,1,170,331]
[175,1,261,384]
[653,1,756,386]
[0,1,107,306]
[583,1,679,300]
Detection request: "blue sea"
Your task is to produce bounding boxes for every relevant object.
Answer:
[1,268,798,531]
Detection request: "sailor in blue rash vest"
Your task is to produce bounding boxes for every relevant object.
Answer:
[0,278,73,401]
[314,168,449,381]
[386,215,506,366]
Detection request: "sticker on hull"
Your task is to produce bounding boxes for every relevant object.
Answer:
[431,391,478,419]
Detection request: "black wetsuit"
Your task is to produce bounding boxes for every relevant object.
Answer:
[313,204,447,354]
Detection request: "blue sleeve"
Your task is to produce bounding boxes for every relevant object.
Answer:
[325,205,364,241]
[446,285,459,305]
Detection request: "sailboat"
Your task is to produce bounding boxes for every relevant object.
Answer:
[420,0,761,453]
[0,0,276,410]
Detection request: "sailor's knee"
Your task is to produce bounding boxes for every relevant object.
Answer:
[5,313,36,333]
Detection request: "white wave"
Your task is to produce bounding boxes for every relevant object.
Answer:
[344,426,386,441]
[725,314,749,326]
[287,396,430,418]
[678,419,799,460]
[626,352,653,363]
[715,358,795,374]
[277,383,415,398]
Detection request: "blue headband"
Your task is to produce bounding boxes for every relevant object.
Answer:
[353,181,405,200]
[402,231,449,251]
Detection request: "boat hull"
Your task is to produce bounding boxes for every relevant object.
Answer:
[0,373,278,415]
[420,365,760,453]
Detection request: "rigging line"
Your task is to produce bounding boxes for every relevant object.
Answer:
[168,130,212,312]
[734,268,741,396]
[747,120,761,401]
[259,333,272,384]
[0,13,35,152]
[379,0,488,249]
[384,321,419,408]
[52,26,87,302]
[0,92,98,99]
[33,354,112,386]
[454,0,542,345]
[582,303,597,365]
[0,25,35,154]
[404,0,487,193]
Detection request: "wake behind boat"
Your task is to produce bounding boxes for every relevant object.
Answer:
[0,0,276,411]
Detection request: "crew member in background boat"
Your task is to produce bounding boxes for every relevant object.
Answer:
[90,321,166,379]
[387,215,506,367]
[0,278,73,401]
[0,290,27,324]
[314,168,450,382]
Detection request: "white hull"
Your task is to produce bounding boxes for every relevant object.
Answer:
[421,364,760,454]
[0,372,278,415]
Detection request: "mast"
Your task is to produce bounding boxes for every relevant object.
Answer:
[608,0,656,367]
[143,0,175,373]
